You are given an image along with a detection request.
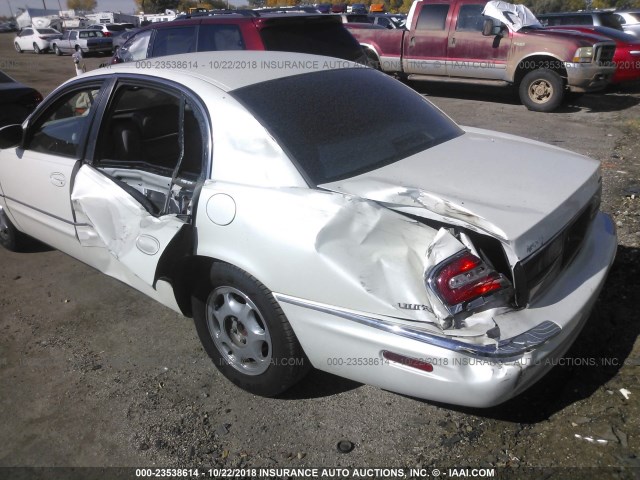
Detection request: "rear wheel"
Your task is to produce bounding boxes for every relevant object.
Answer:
[53,44,62,56]
[14,42,22,53]
[192,263,310,397]
[519,68,564,112]
[33,43,42,54]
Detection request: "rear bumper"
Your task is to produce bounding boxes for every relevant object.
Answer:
[566,63,616,92]
[276,212,617,407]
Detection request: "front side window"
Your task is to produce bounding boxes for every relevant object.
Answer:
[119,29,152,61]
[28,88,101,158]
[456,4,486,31]
[416,4,450,30]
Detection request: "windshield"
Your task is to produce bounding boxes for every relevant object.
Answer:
[37,28,60,34]
[231,68,463,185]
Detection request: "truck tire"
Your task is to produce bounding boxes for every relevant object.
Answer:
[53,44,62,56]
[519,69,564,112]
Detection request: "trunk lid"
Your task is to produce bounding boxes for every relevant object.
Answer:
[320,127,601,261]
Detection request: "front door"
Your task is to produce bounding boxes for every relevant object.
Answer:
[403,0,452,76]
[0,85,103,253]
[446,2,511,80]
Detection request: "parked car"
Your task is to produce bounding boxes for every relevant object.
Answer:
[111,27,141,53]
[347,0,617,112]
[0,50,617,407]
[613,10,640,39]
[13,27,62,53]
[51,29,113,56]
[0,71,42,127]
[545,25,640,84]
[87,23,130,37]
[111,13,366,65]
[316,3,332,13]
[536,11,625,31]
[368,13,407,29]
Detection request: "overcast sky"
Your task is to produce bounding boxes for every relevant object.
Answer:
[2,0,141,17]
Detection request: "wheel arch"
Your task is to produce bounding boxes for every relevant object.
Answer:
[512,54,568,87]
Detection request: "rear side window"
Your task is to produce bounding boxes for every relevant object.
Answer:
[416,4,449,30]
[231,68,463,185]
[197,24,245,51]
[259,20,364,62]
[152,26,197,57]
[600,13,622,29]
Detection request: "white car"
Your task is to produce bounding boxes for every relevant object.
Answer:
[14,27,62,54]
[0,51,617,407]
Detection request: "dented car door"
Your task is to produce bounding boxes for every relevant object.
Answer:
[70,80,206,290]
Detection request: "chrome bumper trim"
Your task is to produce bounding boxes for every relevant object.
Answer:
[274,293,561,359]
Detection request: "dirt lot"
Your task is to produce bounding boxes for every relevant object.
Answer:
[1,33,639,478]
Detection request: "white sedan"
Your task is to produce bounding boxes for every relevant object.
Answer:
[0,51,617,407]
[13,27,62,54]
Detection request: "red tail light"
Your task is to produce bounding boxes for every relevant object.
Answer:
[429,251,512,314]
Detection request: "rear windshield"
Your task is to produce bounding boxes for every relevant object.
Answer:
[107,24,127,32]
[231,68,463,185]
[258,19,364,62]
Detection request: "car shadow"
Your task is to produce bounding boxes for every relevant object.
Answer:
[428,244,639,423]
[407,81,640,113]
[17,236,53,253]
[558,90,640,113]
[281,369,362,400]
[407,81,521,106]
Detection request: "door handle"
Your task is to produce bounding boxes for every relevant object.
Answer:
[449,36,456,47]
[50,172,66,187]
[409,37,415,48]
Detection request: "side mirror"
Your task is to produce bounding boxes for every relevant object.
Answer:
[0,124,23,149]
[482,18,502,36]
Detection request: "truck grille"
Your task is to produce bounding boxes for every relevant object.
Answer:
[595,44,616,66]
[513,188,601,307]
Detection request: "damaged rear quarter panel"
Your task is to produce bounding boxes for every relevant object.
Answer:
[195,182,459,327]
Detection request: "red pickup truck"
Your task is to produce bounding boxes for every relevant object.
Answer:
[347,0,617,111]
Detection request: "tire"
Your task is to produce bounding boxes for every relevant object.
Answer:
[365,49,381,70]
[53,44,62,56]
[519,68,564,112]
[33,43,41,54]
[192,263,310,397]
[0,208,26,252]
[14,42,22,53]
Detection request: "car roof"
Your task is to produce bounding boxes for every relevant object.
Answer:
[80,51,360,92]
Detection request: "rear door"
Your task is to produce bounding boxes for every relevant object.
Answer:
[403,0,452,75]
[72,79,208,287]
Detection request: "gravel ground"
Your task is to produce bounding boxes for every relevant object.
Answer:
[0,33,639,479]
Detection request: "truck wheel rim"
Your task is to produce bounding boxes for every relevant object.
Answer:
[205,286,272,376]
[528,79,553,104]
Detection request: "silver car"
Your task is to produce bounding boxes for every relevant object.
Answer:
[0,51,617,407]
